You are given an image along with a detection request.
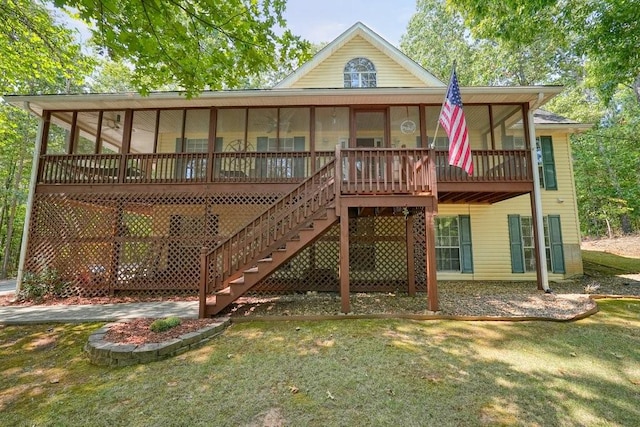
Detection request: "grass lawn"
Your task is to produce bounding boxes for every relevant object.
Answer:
[582,250,640,276]
[1,299,639,426]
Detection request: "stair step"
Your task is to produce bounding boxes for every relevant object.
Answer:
[244,267,259,274]
[258,257,273,263]
[215,287,231,296]
[230,277,244,285]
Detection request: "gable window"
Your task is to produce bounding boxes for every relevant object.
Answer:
[435,215,473,273]
[536,136,557,190]
[344,58,377,88]
[508,215,565,274]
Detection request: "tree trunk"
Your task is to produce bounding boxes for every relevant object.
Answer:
[0,129,28,279]
[0,164,15,257]
[596,136,629,236]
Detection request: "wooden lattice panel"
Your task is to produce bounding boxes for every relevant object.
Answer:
[25,191,282,297]
[25,190,430,297]
[253,215,412,294]
[412,209,427,291]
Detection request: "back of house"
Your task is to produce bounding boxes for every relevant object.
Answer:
[5,22,588,315]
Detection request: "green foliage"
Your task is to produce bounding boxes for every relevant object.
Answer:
[571,89,640,237]
[0,0,94,94]
[54,0,311,97]
[447,0,640,103]
[149,316,182,333]
[18,268,69,302]
[0,103,37,278]
[402,0,581,86]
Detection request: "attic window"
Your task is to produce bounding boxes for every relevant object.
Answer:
[344,58,377,88]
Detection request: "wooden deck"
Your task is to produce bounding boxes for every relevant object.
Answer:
[37,148,532,203]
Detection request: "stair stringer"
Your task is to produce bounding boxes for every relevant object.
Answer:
[204,206,338,316]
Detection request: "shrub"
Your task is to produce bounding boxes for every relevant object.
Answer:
[149,316,182,333]
[18,268,69,302]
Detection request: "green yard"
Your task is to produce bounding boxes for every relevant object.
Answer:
[1,299,639,426]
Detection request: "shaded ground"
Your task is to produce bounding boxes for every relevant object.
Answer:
[3,236,639,345]
[581,234,640,258]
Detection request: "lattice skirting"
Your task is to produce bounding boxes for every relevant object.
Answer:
[24,192,429,297]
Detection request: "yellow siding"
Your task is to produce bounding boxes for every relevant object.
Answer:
[437,130,582,281]
[291,36,426,89]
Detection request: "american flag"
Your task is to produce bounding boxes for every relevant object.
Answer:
[439,69,473,175]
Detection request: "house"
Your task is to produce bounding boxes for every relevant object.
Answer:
[5,22,589,317]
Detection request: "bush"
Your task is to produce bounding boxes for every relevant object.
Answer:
[18,268,69,302]
[149,316,182,333]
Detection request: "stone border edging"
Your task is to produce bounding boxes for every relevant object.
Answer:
[231,305,600,324]
[85,316,230,366]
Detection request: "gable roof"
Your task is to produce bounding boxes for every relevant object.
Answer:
[275,22,446,89]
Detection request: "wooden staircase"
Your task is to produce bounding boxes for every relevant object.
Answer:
[200,161,338,317]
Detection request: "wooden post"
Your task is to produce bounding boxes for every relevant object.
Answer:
[425,210,438,311]
[406,214,416,296]
[199,246,208,318]
[118,110,133,183]
[335,144,341,215]
[339,204,350,313]
[530,191,544,290]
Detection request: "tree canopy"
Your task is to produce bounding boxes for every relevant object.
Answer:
[0,0,93,94]
[54,0,311,97]
[401,0,581,87]
[447,0,640,103]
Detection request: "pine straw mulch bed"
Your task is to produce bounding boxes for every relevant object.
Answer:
[102,318,220,345]
[228,275,640,320]
[3,275,639,346]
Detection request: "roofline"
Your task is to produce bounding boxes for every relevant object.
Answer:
[275,22,445,88]
[4,85,564,104]
[3,86,565,122]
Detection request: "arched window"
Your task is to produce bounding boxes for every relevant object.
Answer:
[344,58,377,88]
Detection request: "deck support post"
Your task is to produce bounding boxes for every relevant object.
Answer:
[425,209,438,311]
[199,246,208,318]
[526,103,550,292]
[339,204,350,313]
[530,191,545,290]
[406,214,416,296]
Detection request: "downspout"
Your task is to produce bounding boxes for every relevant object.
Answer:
[527,93,551,293]
[15,102,44,293]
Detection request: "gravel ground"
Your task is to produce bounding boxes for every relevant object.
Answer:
[229,274,640,320]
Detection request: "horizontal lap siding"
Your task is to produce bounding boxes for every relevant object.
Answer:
[291,36,426,89]
[437,131,582,280]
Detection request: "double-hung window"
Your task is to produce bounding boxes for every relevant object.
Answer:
[435,215,473,273]
[508,215,565,273]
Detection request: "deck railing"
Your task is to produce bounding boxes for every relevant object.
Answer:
[435,149,532,182]
[37,149,532,186]
[338,148,434,194]
[38,154,121,184]
[203,160,336,292]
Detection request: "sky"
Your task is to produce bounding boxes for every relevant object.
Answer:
[283,0,417,46]
[59,1,418,48]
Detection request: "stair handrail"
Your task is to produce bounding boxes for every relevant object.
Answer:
[203,160,336,292]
